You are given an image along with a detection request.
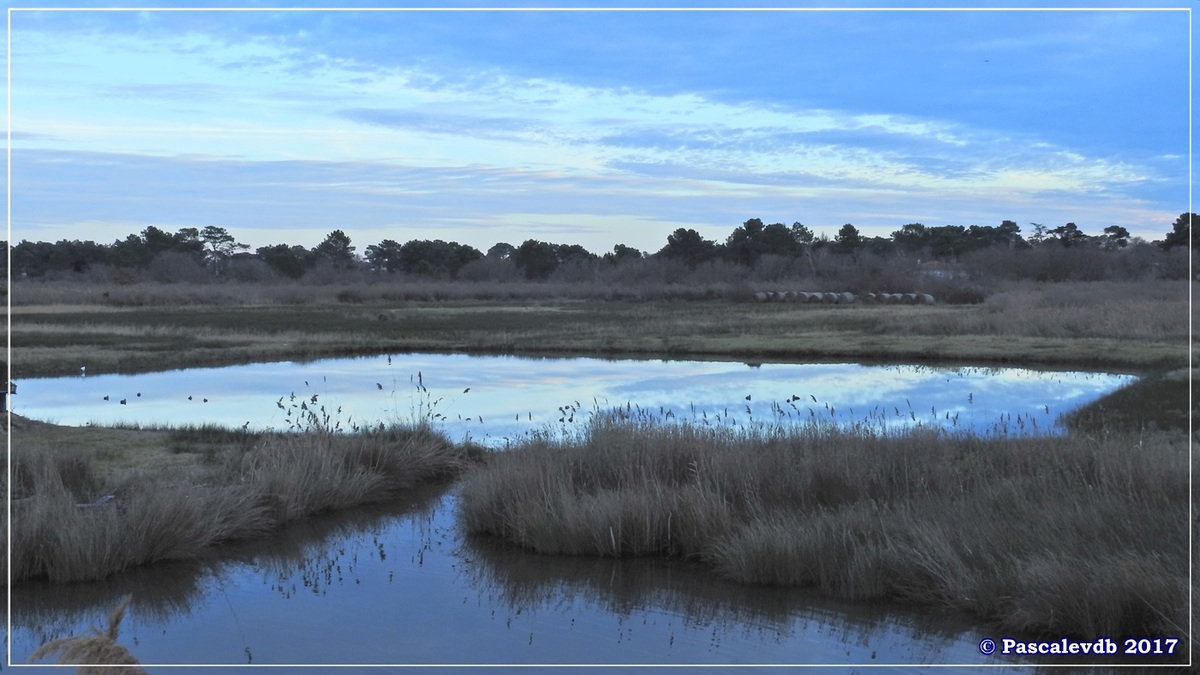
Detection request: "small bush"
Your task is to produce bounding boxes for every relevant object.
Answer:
[724,280,756,303]
[110,268,138,285]
[145,251,211,284]
[937,285,989,304]
[335,287,368,304]
[224,257,277,283]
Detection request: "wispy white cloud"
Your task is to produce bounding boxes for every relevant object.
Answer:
[7,7,1188,251]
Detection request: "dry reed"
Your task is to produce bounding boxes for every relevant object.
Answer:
[7,423,481,584]
[29,594,147,674]
[459,417,1188,641]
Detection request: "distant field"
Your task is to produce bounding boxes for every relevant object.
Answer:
[5,279,1190,377]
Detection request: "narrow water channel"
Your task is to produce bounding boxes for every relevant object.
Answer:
[10,483,1026,670]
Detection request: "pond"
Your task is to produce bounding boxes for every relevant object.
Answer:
[11,353,1143,670]
[13,352,1136,445]
[10,483,1032,670]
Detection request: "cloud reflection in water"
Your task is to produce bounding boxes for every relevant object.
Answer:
[15,354,1135,446]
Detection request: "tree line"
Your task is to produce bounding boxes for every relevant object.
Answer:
[6,213,1196,283]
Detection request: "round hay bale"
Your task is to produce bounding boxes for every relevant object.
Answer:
[902,293,918,305]
[919,293,935,305]
[838,292,855,304]
[772,291,788,302]
[822,292,838,304]
[754,292,770,303]
[862,292,877,304]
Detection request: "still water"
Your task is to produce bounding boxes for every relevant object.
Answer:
[14,353,1135,445]
[11,354,1136,670]
[11,483,1030,670]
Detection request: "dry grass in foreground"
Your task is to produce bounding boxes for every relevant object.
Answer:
[7,420,483,585]
[29,594,147,674]
[459,418,1188,644]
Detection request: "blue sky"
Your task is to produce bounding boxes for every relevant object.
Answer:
[6,2,1193,256]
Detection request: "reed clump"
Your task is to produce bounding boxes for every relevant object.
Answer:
[7,421,481,585]
[459,417,1187,640]
[225,423,470,523]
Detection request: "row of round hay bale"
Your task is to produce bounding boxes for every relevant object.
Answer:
[752,290,878,305]
[749,291,862,304]
[859,292,936,305]
[754,291,815,303]
[754,291,802,302]
[813,291,854,304]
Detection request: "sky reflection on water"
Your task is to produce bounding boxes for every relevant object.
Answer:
[11,487,1022,670]
[14,353,1135,445]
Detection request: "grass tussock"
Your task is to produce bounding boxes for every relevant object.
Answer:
[7,422,481,585]
[459,417,1187,641]
[226,424,467,522]
[28,595,147,674]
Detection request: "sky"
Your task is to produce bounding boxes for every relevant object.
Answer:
[5,1,1193,256]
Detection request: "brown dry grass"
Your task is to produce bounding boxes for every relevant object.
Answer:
[7,278,1189,377]
[6,419,482,584]
[460,417,1188,642]
[9,278,730,307]
[869,280,1189,342]
[29,594,147,674]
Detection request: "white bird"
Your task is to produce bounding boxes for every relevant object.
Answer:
[80,366,86,376]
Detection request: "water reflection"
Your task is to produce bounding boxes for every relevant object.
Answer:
[10,485,1022,670]
[463,534,993,667]
[14,353,1135,445]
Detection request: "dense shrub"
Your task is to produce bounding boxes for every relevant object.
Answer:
[145,251,211,284]
[224,256,277,283]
